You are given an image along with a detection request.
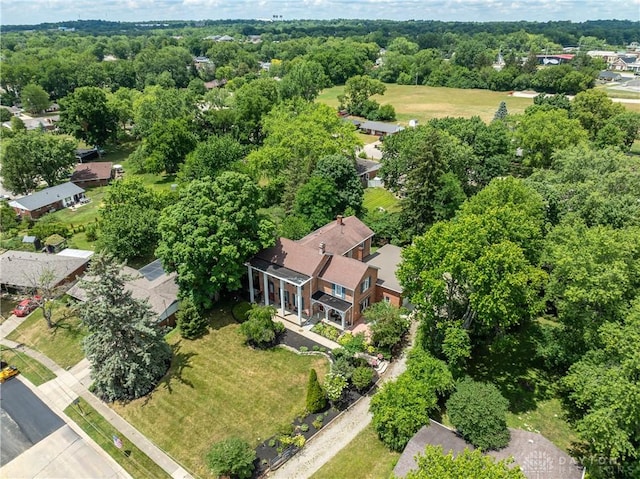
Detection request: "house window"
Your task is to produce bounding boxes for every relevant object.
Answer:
[360,276,371,293]
[384,295,390,303]
[332,283,345,299]
[360,296,370,313]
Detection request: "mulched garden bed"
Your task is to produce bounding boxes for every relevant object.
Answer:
[279,328,330,353]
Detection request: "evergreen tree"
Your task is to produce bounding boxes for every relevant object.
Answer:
[176,295,209,339]
[493,101,508,121]
[79,253,172,401]
[306,368,327,413]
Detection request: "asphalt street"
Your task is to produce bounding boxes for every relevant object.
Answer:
[0,378,65,465]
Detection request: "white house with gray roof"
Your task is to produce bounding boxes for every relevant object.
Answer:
[9,182,85,219]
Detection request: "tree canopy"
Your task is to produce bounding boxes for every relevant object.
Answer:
[58,86,117,146]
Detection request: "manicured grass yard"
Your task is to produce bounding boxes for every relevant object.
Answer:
[363,187,401,213]
[311,424,399,479]
[65,398,171,479]
[0,345,56,386]
[318,84,534,123]
[7,302,87,369]
[112,308,329,477]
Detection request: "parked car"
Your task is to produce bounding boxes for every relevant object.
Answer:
[12,296,41,317]
[0,365,19,383]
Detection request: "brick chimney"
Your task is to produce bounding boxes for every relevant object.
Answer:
[319,242,326,255]
[336,215,343,225]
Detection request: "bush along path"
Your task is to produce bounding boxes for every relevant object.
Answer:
[268,318,417,479]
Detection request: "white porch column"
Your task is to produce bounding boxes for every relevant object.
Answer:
[341,312,345,330]
[248,265,255,303]
[297,284,302,325]
[279,279,285,315]
[262,272,269,306]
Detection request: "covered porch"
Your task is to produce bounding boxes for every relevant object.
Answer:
[311,291,353,330]
[247,259,311,326]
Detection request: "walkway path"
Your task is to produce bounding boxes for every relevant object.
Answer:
[0,315,193,479]
[270,318,418,479]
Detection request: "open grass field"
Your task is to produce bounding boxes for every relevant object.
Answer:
[111,307,329,477]
[363,187,401,213]
[311,424,399,479]
[65,398,171,479]
[0,345,56,386]
[318,84,534,123]
[7,302,86,369]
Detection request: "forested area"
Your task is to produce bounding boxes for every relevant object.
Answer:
[1,18,639,478]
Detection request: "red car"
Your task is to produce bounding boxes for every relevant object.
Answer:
[12,297,41,317]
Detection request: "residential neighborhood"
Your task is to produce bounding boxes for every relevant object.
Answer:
[0,13,639,479]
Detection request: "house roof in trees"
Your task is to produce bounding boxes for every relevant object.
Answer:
[365,244,403,293]
[598,70,622,80]
[355,158,382,177]
[394,420,586,479]
[9,183,85,212]
[67,261,178,321]
[394,420,472,478]
[298,216,374,256]
[0,250,91,290]
[359,120,404,135]
[71,162,113,184]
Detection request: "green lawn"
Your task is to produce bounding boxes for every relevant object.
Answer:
[318,84,534,123]
[0,345,56,386]
[311,424,399,479]
[7,302,87,369]
[363,187,401,213]
[65,398,171,479]
[112,307,329,477]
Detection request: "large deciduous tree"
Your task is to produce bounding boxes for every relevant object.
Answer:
[562,301,640,479]
[279,59,328,101]
[59,86,117,146]
[312,154,364,216]
[370,348,453,451]
[178,135,246,183]
[0,130,76,194]
[338,75,386,117]
[398,178,547,359]
[20,83,51,114]
[98,179,169,262]
[79,253,171,402]
[156,173,276,309]
[569,88,625,140]
[136,116,197,174]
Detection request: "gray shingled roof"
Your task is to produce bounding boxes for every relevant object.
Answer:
[9,183,85,212]
[0,250,90,290]
[365,244,403,293]
[359,120,404,134]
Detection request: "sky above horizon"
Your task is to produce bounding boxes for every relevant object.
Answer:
[1,0,639,26]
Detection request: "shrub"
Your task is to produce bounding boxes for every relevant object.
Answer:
[268,438,276,447]
[240,304,284,348]
[277,423,294,436]
[299,346,309,353]
[300,423,309,432]
[206,437,255,479]
[331,355,355,380]
[85,222,99,242]
[364,302,410,357]
[30,220,70,240]
[306,369,327,413]
[446,377,510,450]
[311,322,341,341]
[232,301,252,323]
[339,332,368,354]
[352,366,375,391]
[324,372,348,404]
[312,418,323,430]
[176,296,208,339]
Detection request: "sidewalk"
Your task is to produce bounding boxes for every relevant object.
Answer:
[0,332,193,479]
[270,319,418,478]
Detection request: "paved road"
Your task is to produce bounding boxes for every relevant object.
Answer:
[0,378,65,465]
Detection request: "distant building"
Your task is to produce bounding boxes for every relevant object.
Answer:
[9,183,85,220]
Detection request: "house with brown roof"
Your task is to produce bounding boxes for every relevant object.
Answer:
[71,162,113,188]
[247,215,401,330]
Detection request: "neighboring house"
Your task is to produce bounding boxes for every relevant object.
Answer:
[365,244,404,307]
[598,70,622,82]
[355,158,382,187]
[359,120,404,137]
[67,259,179,326]
[247,216,404,330]
[9,183,85,220]
[536,54,574,65]
[75,148,100,162]
[71,162,113,188]
[394,420,585,479]
[2,116,58,131]
[0,249,92,293]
